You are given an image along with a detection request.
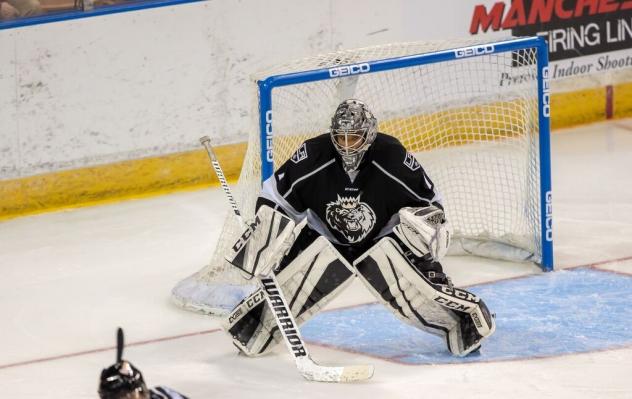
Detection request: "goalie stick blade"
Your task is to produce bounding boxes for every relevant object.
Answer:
[296,357,374,383]
[336,364,374,382]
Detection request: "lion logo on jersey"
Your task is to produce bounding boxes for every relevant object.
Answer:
[325,194,376,243]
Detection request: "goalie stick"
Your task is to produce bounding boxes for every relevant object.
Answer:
[199,136,374,383]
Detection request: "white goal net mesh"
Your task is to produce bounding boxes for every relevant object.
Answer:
[172,38,543,315]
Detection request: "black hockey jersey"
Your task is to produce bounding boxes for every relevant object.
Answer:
[258,133,441,260]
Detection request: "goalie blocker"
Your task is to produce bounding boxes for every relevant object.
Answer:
[225,205,306,279]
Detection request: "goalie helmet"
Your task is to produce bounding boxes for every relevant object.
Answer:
[330,99,378,173]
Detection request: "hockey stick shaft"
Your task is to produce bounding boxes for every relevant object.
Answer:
[199,137,243,223]
[199,136,373,382]
[198,137,312,367]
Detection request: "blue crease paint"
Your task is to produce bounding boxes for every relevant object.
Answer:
[302,268,632,364]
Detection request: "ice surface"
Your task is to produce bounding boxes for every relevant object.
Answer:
[1,119,632,398]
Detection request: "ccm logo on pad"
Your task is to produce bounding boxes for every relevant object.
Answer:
[329,63,370,77]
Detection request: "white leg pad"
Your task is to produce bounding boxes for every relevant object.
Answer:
[223,236,355,356]
[353,238,459,337]
[353,237,494,356]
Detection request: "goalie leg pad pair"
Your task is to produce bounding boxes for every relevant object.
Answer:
[353,237,495,356]
[223,236,355,356]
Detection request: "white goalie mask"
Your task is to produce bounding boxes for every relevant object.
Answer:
[330,99,378,173]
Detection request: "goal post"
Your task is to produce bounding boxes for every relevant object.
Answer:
[172,36,553,316]
[536,38,554,272]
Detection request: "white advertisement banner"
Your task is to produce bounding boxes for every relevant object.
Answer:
[468,0,632,81]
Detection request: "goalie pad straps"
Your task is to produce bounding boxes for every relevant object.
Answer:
[223,236,355,356]
[225,205,305,279]
[353,237,495,356]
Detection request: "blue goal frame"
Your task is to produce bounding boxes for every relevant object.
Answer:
[256,36,553,271]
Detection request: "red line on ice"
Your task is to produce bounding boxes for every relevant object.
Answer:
[1,255,631,371]
[0,328,220,370]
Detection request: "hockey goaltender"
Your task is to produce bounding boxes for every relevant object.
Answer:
[224,99,496,359]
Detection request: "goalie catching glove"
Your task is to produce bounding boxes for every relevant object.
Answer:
[393,205,452,262]
[225,205,306,279]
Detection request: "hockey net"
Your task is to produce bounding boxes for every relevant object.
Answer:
[172,37,551,315]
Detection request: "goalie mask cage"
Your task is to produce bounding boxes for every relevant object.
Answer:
[173,36,553,315]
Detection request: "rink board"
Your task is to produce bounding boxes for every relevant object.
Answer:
[302,268,632,364]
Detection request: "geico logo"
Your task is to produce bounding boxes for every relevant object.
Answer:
[454,44,495,58]
[228,308,243,323]
[246,290,265,308]
[439,286,479,302]
[545,190,553,241]
[435,297,472,312]
[542,66,551,118]
[265,110,273,162]
[328,63,370,78]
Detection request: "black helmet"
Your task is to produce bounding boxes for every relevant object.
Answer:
[98,328,149,399]
[330,99,377,173]
[98,360,149,399]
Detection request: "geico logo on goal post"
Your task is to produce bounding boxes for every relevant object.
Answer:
[328,63,370,78]
[454,44,495,58]
[265,110,273,162]
[542,66,551,118]
[545,190,552,242]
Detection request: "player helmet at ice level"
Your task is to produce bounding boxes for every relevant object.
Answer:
[330,99,378,173]
[99,360,149,399]
[99,328,150,399]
